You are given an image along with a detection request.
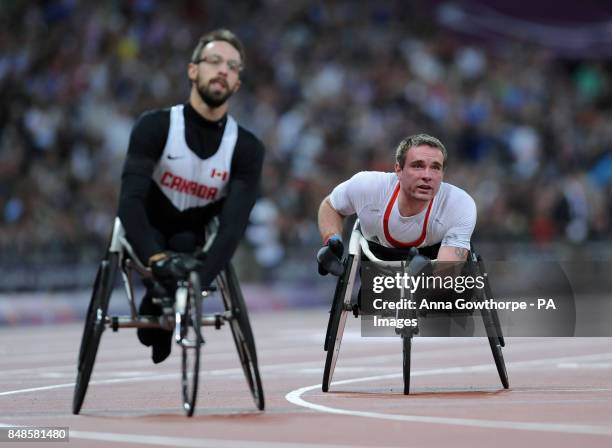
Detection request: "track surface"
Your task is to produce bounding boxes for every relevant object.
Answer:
[1,308,611,447]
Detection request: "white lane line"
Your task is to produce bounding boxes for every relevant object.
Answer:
[558,362,612,369]
[0,359,310,398]
[0,373,176,397]
[0,335,582,379]
[0,424,390,448]
[0,333,548,377]
[511,387,612,394]
[2,351,612,399]
[285,353,612,436]
[69,431,390,448]
[0,356,400,398]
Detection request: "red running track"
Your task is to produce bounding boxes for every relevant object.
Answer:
[0,308,611,448]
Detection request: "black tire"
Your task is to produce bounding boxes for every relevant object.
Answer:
[73,253,118,414]
[488,335,509,389]
[181,271,203,417]
[322,255,354,393]
[323,282,339,352]
[490,308,505,347]
[482,308,509,389]
[402,336,412,395]
[477,255,505,347]
[219,264,265,411]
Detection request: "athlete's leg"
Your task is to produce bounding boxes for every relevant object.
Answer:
[138,231,205,364]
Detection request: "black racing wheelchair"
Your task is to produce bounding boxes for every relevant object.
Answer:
[73,218,264,416]
[323,220,508,394]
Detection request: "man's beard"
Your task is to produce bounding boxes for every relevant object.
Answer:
[196,79,233,108]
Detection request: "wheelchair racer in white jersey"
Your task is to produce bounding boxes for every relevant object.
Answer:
[317,134,476,275]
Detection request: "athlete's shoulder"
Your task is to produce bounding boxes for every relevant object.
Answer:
[339,171,396,202]
[441,182,475,205]
[351,171,396,194]
[132,107,171,136]
[349,170,395,185]
[438,182,477,222]
[236,123,265,156]
[126,107,172,158]
[232,122,265,173]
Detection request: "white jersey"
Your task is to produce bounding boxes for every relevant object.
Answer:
[329,171,476,250]
[152,105,238,211]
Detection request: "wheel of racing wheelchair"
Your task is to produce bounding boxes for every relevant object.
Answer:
[472,253,509,389]
[218,264,265,411]
[481,307,509,389]
[180,271,203,417]
[322,254,355,393]
[402,335,412,395]
[72,252,118,414]
[476,254,505,347]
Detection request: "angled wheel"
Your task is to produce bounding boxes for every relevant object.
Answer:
[322,254,356,393]
[482,308,509,389]
[72,253,118,414]
[180,271,203,417]
[477,254,505,347]
[474,253,509,389]
[402,335,412,394]
[488,334,509,389]
[490,309,504,347]
[218,264,264,411]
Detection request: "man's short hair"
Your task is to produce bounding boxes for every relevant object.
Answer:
[191,29,246,67]
[395,133,448,169]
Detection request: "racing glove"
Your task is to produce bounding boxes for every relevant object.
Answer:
[148,251,203,282]
[407,247,430,276]
[317,234,344,276]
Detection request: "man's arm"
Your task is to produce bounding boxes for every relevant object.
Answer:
[316,172,367,275]
[316,196,346,276]
[437,188,476,262]
[437,245,468,262]
[318,196,345,243]
[197,132,265,287]
[117,110,169,263]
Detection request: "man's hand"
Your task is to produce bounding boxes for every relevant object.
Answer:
[317,234,344,276]
[149,251,203,282]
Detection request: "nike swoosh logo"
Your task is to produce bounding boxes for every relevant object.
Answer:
[167,154,184,160]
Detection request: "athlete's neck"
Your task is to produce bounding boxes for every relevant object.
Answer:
[397,191,429,217]
[189,90,229,121]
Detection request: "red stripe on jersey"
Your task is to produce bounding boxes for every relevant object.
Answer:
[383,182,433,248]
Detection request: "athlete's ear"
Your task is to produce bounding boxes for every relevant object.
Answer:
[187,63,198,82]
[394,161,402,177]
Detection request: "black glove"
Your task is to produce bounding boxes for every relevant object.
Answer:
[149,251,203,282]
[407,247,430,275]
[317,234,344,276]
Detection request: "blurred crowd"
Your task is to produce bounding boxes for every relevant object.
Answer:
[1,0,611,275]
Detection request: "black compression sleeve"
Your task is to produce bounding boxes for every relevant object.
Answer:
[198,132,265,286]
[117,110,169,262]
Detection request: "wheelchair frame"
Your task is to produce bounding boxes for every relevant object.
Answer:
[322,220,509,394]
[72,218,264,416]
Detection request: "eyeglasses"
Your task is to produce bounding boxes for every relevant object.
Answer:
[193,55,243,73]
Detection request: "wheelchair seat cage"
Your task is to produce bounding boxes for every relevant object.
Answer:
[322,220,509,394]
[72,217,264,416]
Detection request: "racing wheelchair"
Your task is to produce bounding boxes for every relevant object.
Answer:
[72,218,264,416]
[322,220,508,394]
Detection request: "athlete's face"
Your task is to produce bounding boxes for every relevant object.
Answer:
[395,145,444,202]
[188,41,242,108]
